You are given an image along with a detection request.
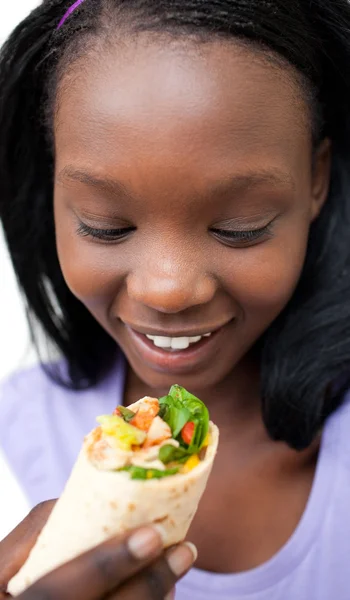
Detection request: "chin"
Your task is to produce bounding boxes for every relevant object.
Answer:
[126,357,235,395]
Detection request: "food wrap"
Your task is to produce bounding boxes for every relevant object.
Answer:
[8,386,219,596]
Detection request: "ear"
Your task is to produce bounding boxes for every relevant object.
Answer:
[310,138,332,222]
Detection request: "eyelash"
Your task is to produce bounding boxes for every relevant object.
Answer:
[77,222,273,245]
[77,222,135,241]
[210,223,272,246]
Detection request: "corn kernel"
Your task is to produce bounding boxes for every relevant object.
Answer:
[182,454,200,473]
[203,433,211,447]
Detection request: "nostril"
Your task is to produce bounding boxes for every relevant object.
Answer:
[126,273,217,314]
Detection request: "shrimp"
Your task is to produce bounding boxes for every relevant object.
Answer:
[143,416,172,448]
[128,396,160,431]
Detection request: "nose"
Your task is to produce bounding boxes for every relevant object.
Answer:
[127,250,217,314]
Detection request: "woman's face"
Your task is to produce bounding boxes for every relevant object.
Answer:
[54,39,330,392]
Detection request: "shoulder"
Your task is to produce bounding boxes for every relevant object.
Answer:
[0,358,125,506]
[1,362,60,396]
[0,362,73,453]
[0,363,60,417]
[0,360,112,444]
[0,363,91,503]
[325,386,350,473]
[0,355,124,443]
[0,362,71,428]
[0,364,70,505]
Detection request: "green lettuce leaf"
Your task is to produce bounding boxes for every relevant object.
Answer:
[118,465,179,480]
[117,406,136,423]
[158,444,190,465]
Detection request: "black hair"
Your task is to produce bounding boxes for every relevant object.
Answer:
[1,0,350,449]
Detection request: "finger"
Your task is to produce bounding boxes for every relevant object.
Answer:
[107,542,197,600]
[18,525,165,600]
[0,501,56,590]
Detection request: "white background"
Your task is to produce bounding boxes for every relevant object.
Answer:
[0,0,41,538]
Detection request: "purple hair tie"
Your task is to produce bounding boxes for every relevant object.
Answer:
[57,0,87,30]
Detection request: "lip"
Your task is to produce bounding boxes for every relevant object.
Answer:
[124,321,231,375]
[125,324,223,338]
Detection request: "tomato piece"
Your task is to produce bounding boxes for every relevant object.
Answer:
[181,421,195,445]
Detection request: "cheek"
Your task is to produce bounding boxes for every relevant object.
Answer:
[54,209,123,308]
[222,226,309,318]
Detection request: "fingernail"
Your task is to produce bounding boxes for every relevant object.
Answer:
[167,542,198,576]
[128,527,163,560]
[152,522,168,545]
[164,589,176,600]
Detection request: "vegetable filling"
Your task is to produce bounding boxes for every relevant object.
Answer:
[91,385,210,479]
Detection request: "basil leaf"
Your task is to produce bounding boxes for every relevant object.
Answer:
[117,406,136,423]
[118,465,179,480]
[168,385,209,453]
[158,444,190,464]
[159,395,191,438]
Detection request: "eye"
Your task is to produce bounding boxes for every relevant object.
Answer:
[210,223,273,247]
[77,222,135,242]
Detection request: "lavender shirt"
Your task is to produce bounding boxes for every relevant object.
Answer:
[1,358,350,599]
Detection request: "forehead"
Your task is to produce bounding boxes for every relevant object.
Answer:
[54,38,311,187]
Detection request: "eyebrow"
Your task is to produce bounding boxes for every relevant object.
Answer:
[56,165,295,199]
[56,166,135,201]
[211,170,296,195]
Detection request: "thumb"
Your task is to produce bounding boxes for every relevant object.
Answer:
[0,500,56,597]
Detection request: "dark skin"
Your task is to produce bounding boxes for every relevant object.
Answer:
[0,501,192,598]
[53,38,330,573]
[2,37,331,596]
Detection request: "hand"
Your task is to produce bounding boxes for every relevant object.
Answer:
[0,501,57,598]
[0,501,196,599]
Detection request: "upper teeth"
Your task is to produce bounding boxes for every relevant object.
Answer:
[145,333,211,350]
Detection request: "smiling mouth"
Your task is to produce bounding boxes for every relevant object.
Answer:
[143,331,213,351]
[123,321,228,354]
[122,321,232,373]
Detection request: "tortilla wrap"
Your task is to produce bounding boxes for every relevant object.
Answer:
[8,421,218,596]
